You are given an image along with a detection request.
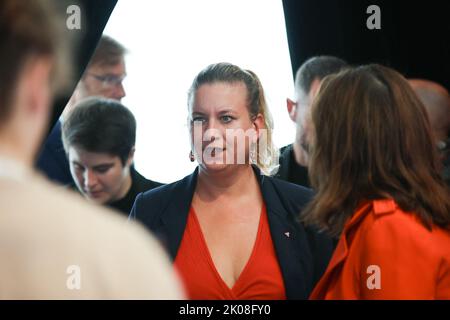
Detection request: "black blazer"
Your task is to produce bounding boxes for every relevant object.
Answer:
[130,166,333,299]
[36,120,73,185]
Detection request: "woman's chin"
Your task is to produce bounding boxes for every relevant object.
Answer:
[199,160,230,173]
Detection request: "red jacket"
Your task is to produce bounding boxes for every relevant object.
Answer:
[310,199,450,299]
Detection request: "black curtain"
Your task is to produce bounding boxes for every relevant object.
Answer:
[282,0,450,90]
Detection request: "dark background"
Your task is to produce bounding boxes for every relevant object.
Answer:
[282,0,450,90]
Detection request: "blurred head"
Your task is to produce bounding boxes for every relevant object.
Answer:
[408,79,450,168]
[187,62,278,176]
[62,98,136,204]
[0,0,69,165]
[302,64,450,237]
[64,36,127,117]
[287,56,347,166]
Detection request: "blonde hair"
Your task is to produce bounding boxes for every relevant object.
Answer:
[187,62,279,175]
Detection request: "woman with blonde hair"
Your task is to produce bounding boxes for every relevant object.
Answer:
[131,62,333,300]
[304,64,450,299]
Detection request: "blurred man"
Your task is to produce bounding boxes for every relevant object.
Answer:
[62,98,162,215]
[0,0,183,299]
[36,35,127,185]
[276,56,348,187]
[409,79,450,185]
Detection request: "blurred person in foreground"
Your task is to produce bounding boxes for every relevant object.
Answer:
[0,0,183,299]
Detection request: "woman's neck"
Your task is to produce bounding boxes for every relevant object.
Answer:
[195,165,258,201]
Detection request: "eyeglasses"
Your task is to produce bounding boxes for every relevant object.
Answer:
[87,73,126,88]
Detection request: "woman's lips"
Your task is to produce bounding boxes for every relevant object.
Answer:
[204,147,225,156]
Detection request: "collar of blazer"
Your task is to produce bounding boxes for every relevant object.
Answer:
[160,165,292,238]
[320,199,396,279]
[310,200,384,299]
[155,164,314,299]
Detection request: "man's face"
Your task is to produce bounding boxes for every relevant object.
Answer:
[79,58,127,101]
[294,78,321,165]
[68,146,132,205]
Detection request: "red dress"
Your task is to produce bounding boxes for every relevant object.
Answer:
[174,205,286,300]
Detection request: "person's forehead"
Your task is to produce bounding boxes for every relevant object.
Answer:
[69,147,119,164]
[192,82,248,112]
[88,60,126,75]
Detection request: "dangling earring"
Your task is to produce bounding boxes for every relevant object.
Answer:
[189,150,195,162]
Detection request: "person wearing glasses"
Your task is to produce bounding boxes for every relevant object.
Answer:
[36,35,128,185]
[0,0,183,299]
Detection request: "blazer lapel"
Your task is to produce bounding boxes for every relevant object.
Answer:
[254,166,311,299]
[159,168,198,260]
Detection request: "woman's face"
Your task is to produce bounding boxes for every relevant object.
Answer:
[189,81,263,173]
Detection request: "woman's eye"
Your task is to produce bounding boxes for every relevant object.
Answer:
[95,167,110,174]
[192,117,206,123]
[221,115,233,123]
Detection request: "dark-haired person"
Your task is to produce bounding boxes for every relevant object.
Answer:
[62,97,162,215]
[0,0,182,298]
[303,65,450,299]
[276,56,348,187]
[130,62,334,300]
[36,35,128,185]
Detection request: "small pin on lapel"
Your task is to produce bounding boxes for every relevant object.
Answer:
[284,232,290,238]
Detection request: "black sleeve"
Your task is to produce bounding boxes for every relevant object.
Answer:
[304,226,335,287]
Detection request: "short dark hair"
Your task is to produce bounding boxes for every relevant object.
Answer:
[62,98,136,165]
[88,35,127,68]
[0,0,68,124]
[295,55,348,98]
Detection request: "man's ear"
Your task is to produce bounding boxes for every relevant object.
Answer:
[287,98,297,123]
